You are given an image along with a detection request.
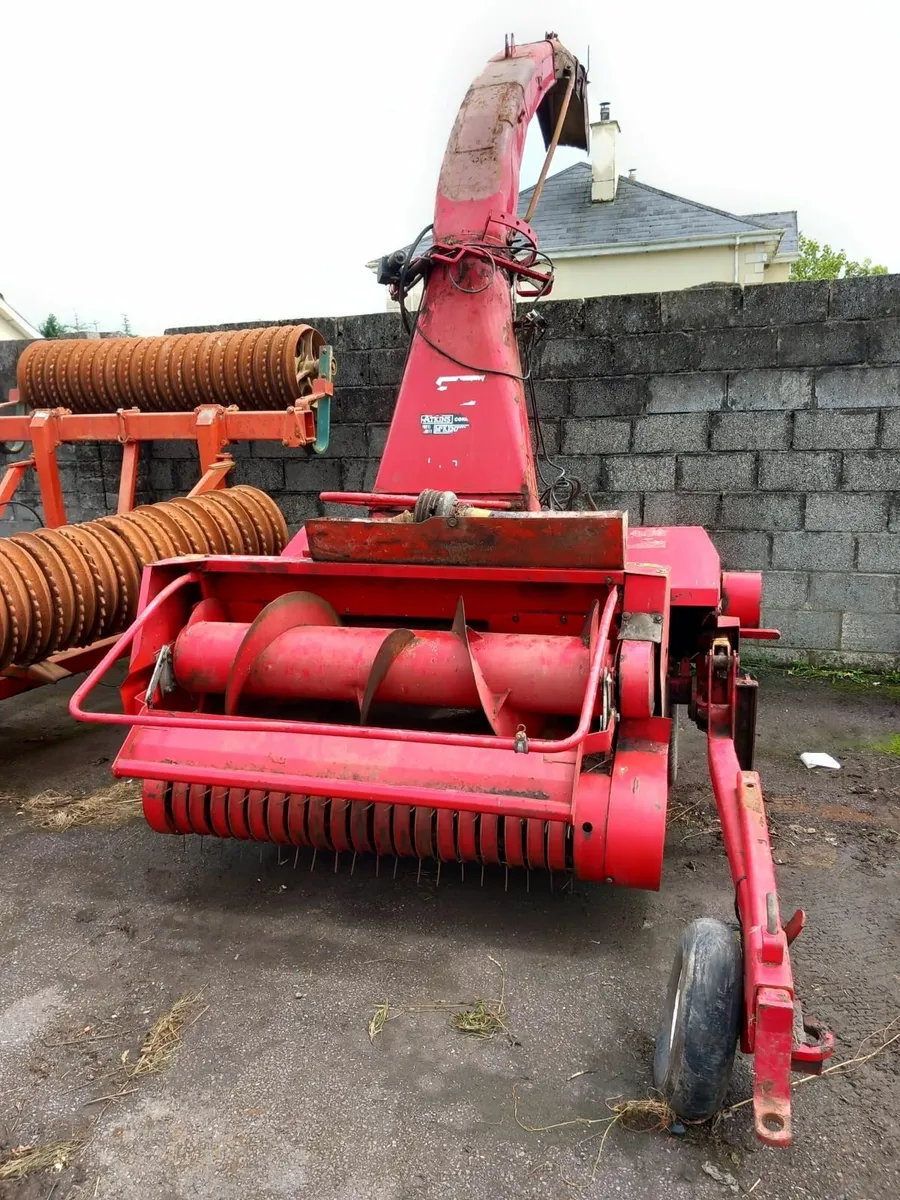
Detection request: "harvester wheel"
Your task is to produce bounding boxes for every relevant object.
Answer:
[653,918,742,1123]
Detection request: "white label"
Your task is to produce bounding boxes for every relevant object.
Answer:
[420,413,470,435]
[435,374,485,392]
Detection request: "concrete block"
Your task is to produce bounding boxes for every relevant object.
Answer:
[278,493,322,527]
[529,299,584,338]
[584,292,661,335]
[678,453,755,491]
[320,423,367,458]
[719,493,804,530]
[334,351,369,388]
[709,530,770,569]
[771,532,855,570]
[742,280,829,325]
[335,386,396,424]
[700,328,777,370]
[815,365,900,408]
[600,454,675,491]
[632,413,708,453]
[250,441,314,460]
[240,458,285,494]
[561,419,631,455]
[842,451,900,490]
[172,461,202,493]
[726,369,813,411]
[661,285,742,330]
[612,332,696,375]
[805,493,887,532]
[540,337,613,378]
[368,348,406,387]
[147,460,174,493]
[758,451,840,491]
[642,492,718,527]
[764,608,841,650]
[763,571,809,609]
[341,311,405,350]
[543,456,601,492]
[870,318,900,363]
[841,613,900,653]
[646,373,726,413]
[813,648,900,672]
[367,424,391,456]
[830,274,900,320]
[809,572,897,614]
[584,491,643,522]
[793,410,878,450]
[152,439,198,460]
[881,409,900,448]
[891,497,900,533]
[341,459,368,491]
[284,456,342,491]
[710,412,791,450]
[776,321,868,367]
[529,419,560,455]
[571,376,648,417]
[532,379,570,418]
[858,532,900,572]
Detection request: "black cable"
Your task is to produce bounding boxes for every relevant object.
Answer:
[397,224,434,337]
[0,498,43,526]
[393,223,582,509]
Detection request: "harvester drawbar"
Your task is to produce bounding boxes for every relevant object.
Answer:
[72,34,832,1143]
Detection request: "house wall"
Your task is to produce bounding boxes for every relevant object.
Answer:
[1,274,898,666]
[548,241,787,301]
[0,311,26,340]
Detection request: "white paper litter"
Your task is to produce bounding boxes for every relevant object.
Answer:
[800,752,841,770]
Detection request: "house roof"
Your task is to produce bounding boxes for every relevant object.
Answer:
[0,293,40,339]
[740,210,798,257]
[519,163,791,252]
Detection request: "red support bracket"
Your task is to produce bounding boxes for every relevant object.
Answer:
[188,455,234,497]
[117,441,140,514]
[0,458,34,520]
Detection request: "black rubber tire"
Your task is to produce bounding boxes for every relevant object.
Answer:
[653,918,742,1122]
[667,706,679,788]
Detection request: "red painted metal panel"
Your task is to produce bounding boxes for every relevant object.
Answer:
[305,512,627,569]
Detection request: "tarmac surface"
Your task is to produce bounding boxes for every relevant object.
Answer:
[0,669,898,1199]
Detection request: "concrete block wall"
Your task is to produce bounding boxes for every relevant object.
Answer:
[1,275,898,666]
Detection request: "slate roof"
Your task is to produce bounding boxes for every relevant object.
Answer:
[740,210,798,256]
[518,163,792,252]
[377,163,795,261]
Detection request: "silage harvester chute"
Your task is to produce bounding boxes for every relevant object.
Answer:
[71,33,832,1144]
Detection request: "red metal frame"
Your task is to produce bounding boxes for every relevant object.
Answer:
[0,388,326,528]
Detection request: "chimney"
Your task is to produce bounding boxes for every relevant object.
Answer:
[590,103,620,203]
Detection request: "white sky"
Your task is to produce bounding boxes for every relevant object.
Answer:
[3,0,897,334]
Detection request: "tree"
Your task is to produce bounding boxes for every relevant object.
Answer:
[791,233,888,281]
[38,313,67,338]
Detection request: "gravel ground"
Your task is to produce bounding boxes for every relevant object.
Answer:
[0,669,897,1200]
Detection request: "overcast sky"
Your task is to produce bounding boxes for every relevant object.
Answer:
[3,1,897,335]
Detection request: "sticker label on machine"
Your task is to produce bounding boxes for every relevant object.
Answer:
[420,414,470,435]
